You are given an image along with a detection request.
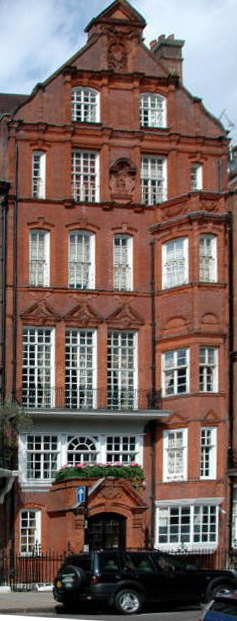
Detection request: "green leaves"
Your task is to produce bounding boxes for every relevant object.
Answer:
[55,463,144,481]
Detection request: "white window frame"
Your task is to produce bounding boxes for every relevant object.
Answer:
[163,428,188,482]
[199,234,217,282]
[191,162,203,191]
[106,435,138,464]
[155,500,219,550]
[71,150,99,203]
[32,150,46,199]
[113,234,133,291]
[20,509,41,556]
[232,487,237,548]
[22,327,55,408]
[71,87,100,123]
[162,237,188,289]
[29,229,50,287]
[200,427,217,479]
[65,329,97,409]
[199,346,218,392]
[67,435,98,464]
[68,230,95,289]
[107,331,137,410]
[141,155,167,205]
[26,434,59,481]
[162,348,189,397]
[140,93,166,128]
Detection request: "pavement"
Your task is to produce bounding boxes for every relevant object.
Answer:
[0,591,55,615]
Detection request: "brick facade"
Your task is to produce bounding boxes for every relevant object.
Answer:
[0,0,232,555]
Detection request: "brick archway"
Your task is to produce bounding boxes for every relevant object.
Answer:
[87,512,126,550]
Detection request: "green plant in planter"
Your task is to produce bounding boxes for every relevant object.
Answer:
[54,463,144,481]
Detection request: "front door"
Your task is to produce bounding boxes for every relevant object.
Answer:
[87,512,126,550]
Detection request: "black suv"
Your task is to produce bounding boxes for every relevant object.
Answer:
[53,550,237,615]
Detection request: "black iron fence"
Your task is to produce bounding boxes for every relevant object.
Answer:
[15,388,161,411]
[1,547,237,590]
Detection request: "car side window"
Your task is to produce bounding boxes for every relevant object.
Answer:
[129,553,154,572]
[100,554,120,571]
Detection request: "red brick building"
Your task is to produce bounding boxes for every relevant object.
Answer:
[0,0,232,555]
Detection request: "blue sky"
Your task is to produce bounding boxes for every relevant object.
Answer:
[0,0,236,143]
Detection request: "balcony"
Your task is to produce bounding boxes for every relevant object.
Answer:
[16,387,162,412]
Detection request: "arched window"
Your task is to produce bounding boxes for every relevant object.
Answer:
[67,436,97,464]
[140,93,166,128]
[71,87,99,123]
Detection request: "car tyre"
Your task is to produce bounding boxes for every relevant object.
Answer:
[114,588,142,615]
[205,578,235,602]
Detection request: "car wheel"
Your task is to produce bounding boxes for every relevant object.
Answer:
[205,578,234,602]
[114,589,142,614]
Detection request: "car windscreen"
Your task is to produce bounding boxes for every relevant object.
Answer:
[63,555,91,571]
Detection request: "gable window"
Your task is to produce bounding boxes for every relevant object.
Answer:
[140,93,166,128]
[71,87,99,123]
[200,427,217,479]
[69,230,95,289]
[26,435,58,480]
[156,502,218,548]
[67,436,98,464]
[163,429,187,481]
[22,327,54,408]
[106,436,137,463]
[107,331,137,410]
[113,234,132,291]
[162,348,189,396]
[20,509,41,555]
[32,150,46,198]
[29,229,49,287]
[141,155,167,205]
[65,329,97,409]
[191,162,203,191]
[199,234,217,282]
[71,150,99,202]
[199,346,218,392]
[162,237,188,289]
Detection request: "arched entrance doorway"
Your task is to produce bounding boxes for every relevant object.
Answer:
[87,512,126,550]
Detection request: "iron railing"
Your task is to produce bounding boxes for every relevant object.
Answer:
[1,547,237,589]
[16,388,161,411]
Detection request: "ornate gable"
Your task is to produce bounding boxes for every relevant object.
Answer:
[21,300,61,326]
[106,303,144,328]
[64,302,103,327]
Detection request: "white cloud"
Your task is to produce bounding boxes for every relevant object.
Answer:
[0,0,236,142]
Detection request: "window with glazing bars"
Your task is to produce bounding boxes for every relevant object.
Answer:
[20,510,41,555]
[71,150,98,202]
[22,327,54,408]
[163,348,189,396]
[199,234,217,282]
[65,329,96,409]
[107,331,136,409]
[71,87,99,122]
[29,229,49,287]
[106,436,137,463]
[32,151,45,198]
[163,429,187,481]
[26,435,58,480]
[200,427,216,479]
[69,230,94,289]
[190,162,202,191]
[162,237,188,288]
[67,436,98,464]
[141,155,166,205]
[157,504,218,545]
[199,346,217,392]
[113,235,132,291]
[140,93,166,128]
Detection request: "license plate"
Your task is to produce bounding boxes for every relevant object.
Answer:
[56,580,62,588]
